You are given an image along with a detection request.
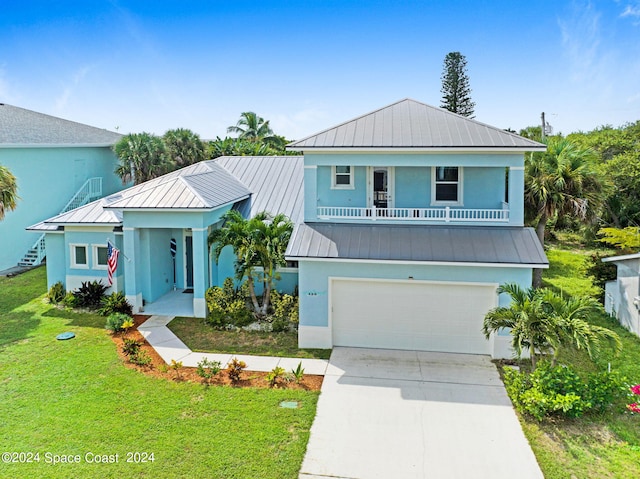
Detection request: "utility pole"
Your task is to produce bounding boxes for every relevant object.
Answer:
[541,112,546,141]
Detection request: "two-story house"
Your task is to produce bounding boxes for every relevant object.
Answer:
[285,99,548,358]
[30,99,547,358]
[0,104,123,272]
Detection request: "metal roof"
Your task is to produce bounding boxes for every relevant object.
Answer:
[288,98,546,151]
[216,156,304,224]
[0,103,122,146]
[28,157,301,229]
[103,161,251,210]
[286,223,548,266]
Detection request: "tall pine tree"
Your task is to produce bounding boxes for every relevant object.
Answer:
[440,52,475,117]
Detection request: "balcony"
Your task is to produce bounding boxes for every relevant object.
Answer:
[317,204,510,223]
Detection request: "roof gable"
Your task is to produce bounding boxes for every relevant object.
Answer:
[103,161,251,210]
[0,103,122,146]
[288,98,545,151]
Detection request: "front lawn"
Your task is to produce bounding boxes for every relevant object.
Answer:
[518,246,640,478]
[167,317,331,360]
[0,267,319,479]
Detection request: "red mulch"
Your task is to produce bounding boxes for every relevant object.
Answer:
[108,315,323,391]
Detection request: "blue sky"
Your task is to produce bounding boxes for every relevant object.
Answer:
[1,1,639,140]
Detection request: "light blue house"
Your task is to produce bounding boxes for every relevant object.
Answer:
[29,156,303,318]
[0,104,123,271]
[30,98,548,358]
[285,99,548,357]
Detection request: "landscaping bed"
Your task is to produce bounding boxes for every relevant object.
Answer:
[110,315,324,391]
[167,316,332,360]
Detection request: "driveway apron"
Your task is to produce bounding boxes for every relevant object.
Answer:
[299,347,543,479]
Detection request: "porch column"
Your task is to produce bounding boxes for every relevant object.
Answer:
[508,166,525,226]
[123,227,143,313]
[192,227,209,318]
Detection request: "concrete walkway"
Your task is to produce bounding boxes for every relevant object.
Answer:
[137,315,329,375]
[299,347,543,479]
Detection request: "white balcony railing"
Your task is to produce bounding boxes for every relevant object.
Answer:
[317,205,510,222]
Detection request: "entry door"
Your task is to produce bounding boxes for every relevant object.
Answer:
[185,235,194,289]
[369,167,394,209]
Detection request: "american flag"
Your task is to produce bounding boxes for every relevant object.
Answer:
[107,240,120,286]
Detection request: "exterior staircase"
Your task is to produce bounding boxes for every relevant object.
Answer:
[18,177,103,267]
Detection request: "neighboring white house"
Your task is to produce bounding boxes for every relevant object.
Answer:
[603,252,640,337]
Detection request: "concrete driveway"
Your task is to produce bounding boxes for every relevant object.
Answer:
[299,348,543,479]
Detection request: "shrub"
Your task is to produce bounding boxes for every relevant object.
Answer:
[170,359,183,379]
[205,278,252,328]
[73,280,108,308]
[99,292,133,316]
[105,313,132,333]
[269,290,299,332]
[121,338,142,357]
[48,282,66,304]
[503,362,628,421]
[266,366,286,388]
[196,358,222,383]
[130,350,152,367]
[63,292,78,308]
[227,357,247,384]
[290,362,305,383]
[586,253,617,302]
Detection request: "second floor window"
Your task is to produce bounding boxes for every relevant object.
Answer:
[332,165,354,189]
[432,167,462,204]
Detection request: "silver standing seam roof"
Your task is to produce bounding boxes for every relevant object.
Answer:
[288,98,546,151]
[286,223,549,267]
[0,103,122,146]
[27,157,304,230]
[216,156,304,224]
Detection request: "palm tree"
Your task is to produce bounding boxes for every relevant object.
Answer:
[483,283,555,368]
[541,290,621,364]
[208,210,293,318]
[0,165,19,220]
[227,112,275,143]
[114,133,170,185]
[163,128,205,168]
[525,137,607,287]
[484,283,622,368]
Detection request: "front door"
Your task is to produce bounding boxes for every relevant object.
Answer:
[369,167,394,210]
[185,235,193,289]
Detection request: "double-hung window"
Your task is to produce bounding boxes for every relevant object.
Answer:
[332,166,354,189]
[432,167,462,205]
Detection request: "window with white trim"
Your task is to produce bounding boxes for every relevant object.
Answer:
[332,166,354,189]
[70,244,89,268]
[93,245,108,270]
[432,167,462,205]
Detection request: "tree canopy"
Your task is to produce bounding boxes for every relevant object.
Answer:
[524,137,607,286]
[0,165,19,220]
[440,51,475,117]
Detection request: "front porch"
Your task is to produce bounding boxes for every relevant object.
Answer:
[142,289,196,317]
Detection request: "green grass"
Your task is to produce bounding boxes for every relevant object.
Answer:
[0,267,319,479]
[167,317,332,360]
[518,246,640,479]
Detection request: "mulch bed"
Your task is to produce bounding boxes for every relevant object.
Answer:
[108,315,323,391]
